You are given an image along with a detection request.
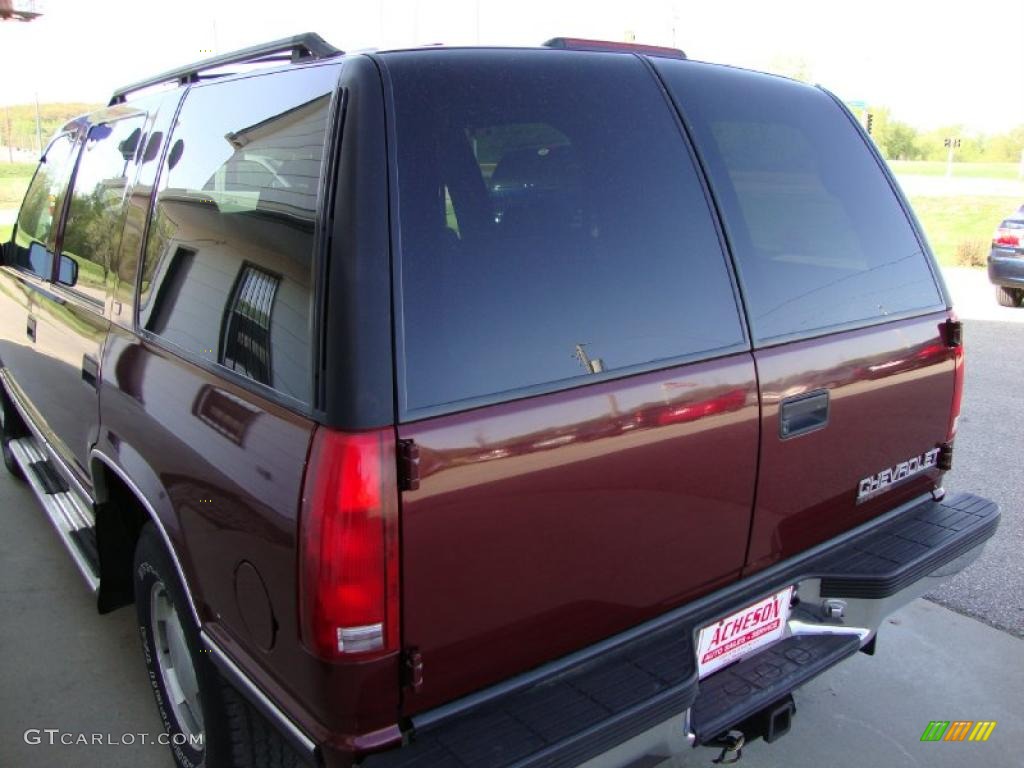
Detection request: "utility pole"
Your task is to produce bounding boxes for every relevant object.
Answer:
[4,104,12,163]
[34,92,42,154]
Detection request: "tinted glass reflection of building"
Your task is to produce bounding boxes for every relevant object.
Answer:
[138,74,334,405]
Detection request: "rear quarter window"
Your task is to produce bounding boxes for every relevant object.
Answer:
[386,50,746,416]
[653,60,944,342]
[138,64,340,404]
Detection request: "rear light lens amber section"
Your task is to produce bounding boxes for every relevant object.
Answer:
[299,428,399,660]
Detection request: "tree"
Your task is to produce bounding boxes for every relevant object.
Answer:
[866,107,922,161]
[986,125,1024,163]
[879,121,921,160]
[765,54,814,83]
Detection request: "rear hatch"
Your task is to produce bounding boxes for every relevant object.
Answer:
[384,50,958,714]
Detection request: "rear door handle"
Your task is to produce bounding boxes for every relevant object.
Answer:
[26,315,36,342]
[779,390,829,439]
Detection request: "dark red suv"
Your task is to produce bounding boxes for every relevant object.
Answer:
[0,33,999,768]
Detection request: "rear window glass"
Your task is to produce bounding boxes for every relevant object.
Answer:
[654,60,943,341]
[1000,219,1024,229]
[387,51,745,415]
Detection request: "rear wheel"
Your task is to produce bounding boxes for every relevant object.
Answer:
[995,286,1022,307]
[133,523,304,768]
[1,389,26,481]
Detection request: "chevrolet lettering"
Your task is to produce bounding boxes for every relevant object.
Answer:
[858,448,942,503]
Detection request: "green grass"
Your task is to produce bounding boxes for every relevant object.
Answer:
[0,162,36,178]
[0,162,34,209]
[891,161,1022,180]
[908,195,1019,266]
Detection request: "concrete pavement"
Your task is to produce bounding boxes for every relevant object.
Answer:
[929,267,1024,637]
[661,599,1024,767]
[0,458,174,767]
[895,174,1024,199]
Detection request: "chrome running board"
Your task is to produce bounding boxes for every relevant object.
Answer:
[8,435,99,593]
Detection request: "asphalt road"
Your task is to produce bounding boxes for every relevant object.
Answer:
[0,267,1020,768]
[929,267,1024,637]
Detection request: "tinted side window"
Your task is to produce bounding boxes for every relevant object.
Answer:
[111,91,181,320]
[139,65,339,403]
[386,51,745,415]
[61,117,146,303]
[654,60,942,341]
[13,134,78,277]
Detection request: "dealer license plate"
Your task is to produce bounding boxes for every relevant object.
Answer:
[696,586,794,679]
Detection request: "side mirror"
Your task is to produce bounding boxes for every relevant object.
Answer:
[27,241,54,278]
[58,254,78,287]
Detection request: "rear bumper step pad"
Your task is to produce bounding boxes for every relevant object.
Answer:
[362,492,997,768]
[370,625,696,768]
[817,493,999,598]
[691,634,859,743]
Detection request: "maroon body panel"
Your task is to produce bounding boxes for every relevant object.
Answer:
[98,329,402,745]
[746,312,953,573]
[397,353,759,713]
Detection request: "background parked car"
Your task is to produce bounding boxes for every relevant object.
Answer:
[988,216,1024,306]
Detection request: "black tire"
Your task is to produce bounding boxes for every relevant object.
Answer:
[133,523,304,768]
[995,286,1021,307]
[1,390,26,482]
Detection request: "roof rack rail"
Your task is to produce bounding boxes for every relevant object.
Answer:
[109,33,343,105]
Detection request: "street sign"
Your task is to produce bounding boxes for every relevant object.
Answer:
[944,138,961,178]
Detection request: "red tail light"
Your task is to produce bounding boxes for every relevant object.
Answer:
[993,227,1020,248]
[299,428,399,660]
[947,316,964,441]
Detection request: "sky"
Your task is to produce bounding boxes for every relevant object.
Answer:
[1,0,1022,133]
